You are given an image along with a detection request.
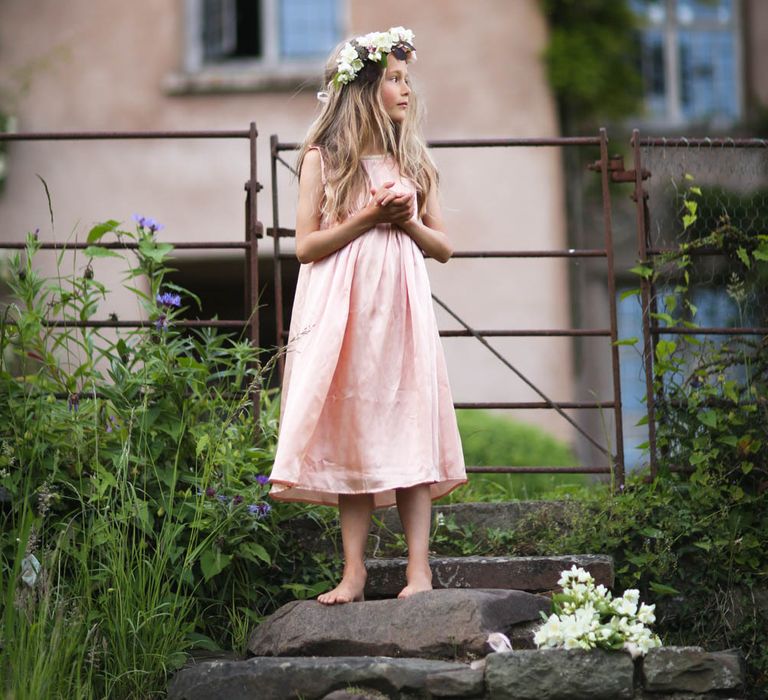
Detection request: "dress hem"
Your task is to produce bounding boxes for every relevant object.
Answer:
[267,475,468,509]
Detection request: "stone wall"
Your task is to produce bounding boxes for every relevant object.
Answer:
[168,646,746,699]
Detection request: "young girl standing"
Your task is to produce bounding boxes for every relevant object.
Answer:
[268,27,467,605]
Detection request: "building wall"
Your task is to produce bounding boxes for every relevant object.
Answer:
[0,0,576,445]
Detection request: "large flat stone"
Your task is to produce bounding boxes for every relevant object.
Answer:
[167,656,469,700]
[641,646,745,693]
[248,588,550,661]
[485,649,635,700]
[364,555,614,598]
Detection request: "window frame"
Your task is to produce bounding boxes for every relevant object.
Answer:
[164,0,348,94]
[630,0,744,129]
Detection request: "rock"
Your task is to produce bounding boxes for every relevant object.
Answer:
[248,588,550,660]
[484,649,635,700]
[286,501,572,558]
[373,501,570,546]
[321,689,389,700]
[364,555,613,598]
[167,655,469,700]
[425,666,485,697]
[641,646,745,693]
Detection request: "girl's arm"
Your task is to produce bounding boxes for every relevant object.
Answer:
[295,150,392,264]
[399,186,454,264]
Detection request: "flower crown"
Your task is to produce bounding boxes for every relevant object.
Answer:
[318,26,416,101]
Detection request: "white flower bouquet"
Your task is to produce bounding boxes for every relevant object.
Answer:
[532,565,662,659]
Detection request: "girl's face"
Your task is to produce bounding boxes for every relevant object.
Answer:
[379,53,411,124]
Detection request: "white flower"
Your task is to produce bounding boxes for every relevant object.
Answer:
[339,43,358,64]
[389,26,415,44]
[533,567,662,658]
[637,603,656,625]
[563,636,581,650]
[623,589,640,604]
[612,595,638,617]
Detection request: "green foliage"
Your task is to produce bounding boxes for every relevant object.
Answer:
[0,214,337,698]
[603,172,767,695]
[540,0,644,127]
[448,409,586,502]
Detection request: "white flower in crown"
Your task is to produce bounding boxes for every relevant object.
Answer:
[389,26,415,44]
[330,26,416,89]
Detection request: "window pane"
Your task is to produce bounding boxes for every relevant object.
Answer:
[202,0,238,61]
[630,0,666,24]
[676,0,732,25]
[279,0,339,59]
[679,29,738,121]
[636,28,667,118]
[234,0,261,58]
[202,0,261,61]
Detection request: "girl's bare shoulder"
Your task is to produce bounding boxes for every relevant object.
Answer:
[299,149,326,196]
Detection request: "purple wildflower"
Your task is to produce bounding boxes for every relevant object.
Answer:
[133,214,164,232]
[154,314,168,331]
[255,475,270,486]
[205,486,216,498]
[232,494,244,505]
[156,292,181,309]
[247,504,260,515]
[258,503,271,517]
[217,494,229,503]
[105,415,119,433]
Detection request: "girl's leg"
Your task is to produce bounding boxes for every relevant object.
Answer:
[394,483,433,598]
[317,492,374,605]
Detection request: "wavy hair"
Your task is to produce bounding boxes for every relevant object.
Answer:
[296,37,439,225]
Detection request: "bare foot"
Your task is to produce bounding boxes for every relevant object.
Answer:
[397,563,433,599]
[317,567,367,605]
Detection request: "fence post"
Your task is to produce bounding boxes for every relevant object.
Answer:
[598,127,626,489]
[245,121,262,425]
[631,128,658,479]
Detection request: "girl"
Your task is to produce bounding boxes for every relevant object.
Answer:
[268,27,467,605]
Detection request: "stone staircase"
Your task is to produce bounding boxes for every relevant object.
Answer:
[167,501,747,700]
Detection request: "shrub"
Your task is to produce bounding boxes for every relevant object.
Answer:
[449,408,585,501]
[0,216,336,698]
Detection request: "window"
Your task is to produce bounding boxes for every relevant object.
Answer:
[630,0,742,126]
[167,0,344,94]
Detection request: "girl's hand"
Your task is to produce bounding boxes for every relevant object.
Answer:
[364,181,414,227]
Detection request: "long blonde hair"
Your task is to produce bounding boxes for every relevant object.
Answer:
[296,38,439,225]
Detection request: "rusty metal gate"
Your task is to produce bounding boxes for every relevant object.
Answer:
[269,130,628,487]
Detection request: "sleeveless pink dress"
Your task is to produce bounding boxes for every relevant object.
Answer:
[268,146,467,509]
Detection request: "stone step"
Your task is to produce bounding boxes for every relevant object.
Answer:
[167,655,482,700]
[372,500,569,544]
[287,500,571,557]
[248,588,550,661]
[363,554,614,599]
[167,647,747,700]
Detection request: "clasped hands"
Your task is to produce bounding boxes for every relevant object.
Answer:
[364,181,414,228]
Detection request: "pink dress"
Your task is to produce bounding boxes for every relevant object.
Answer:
[268,146,467,508]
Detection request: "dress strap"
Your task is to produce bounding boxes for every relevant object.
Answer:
[307,144,327,186]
